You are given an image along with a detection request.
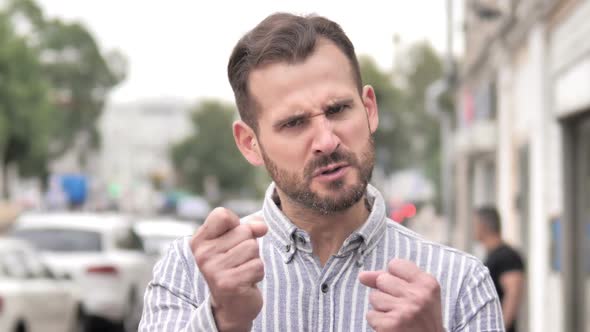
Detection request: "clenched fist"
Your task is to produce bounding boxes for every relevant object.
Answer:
[359,259,444,332]
[191,208,268,332]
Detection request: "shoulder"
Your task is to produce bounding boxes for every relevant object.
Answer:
[494,244,525,270]
[384,219,484,272]
[502,244,524,259]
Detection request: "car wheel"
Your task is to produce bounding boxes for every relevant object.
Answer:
[122,289,142,332]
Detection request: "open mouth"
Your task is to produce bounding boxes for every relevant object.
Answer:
[321,165,345,175]
[314,163,348,177]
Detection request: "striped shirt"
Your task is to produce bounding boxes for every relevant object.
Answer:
[139,183,504,331]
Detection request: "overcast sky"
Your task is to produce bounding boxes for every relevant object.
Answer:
[37,0,465,104]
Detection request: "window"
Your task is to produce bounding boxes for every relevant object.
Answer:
[115,228,144,251]
[0,250,31,279]
[13,229,102,252]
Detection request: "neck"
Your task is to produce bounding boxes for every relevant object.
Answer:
[483,235,503,252]
[277,191,370,266]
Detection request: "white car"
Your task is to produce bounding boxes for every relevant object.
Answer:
[0,237,84,332]
[133,218,198,258]
[12,213,153,332]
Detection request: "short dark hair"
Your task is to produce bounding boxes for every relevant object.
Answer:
[227,13,362,133]
[476,206,502,234]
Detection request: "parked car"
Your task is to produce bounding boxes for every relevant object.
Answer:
[12,213,153,332]
[0,237,84,332]
[133,218,198,258]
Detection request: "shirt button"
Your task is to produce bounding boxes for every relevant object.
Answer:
[321,283,329,293]
[285,244,291,252]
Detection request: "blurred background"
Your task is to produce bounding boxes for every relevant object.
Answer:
[0,0,588,331]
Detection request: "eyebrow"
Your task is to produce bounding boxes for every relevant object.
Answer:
[272,98,355,129]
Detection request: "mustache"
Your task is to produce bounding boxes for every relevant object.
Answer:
[304,150,358,179]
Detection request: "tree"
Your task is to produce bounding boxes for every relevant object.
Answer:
[399,43,445,208]
[172,100,258,202]
[0,12,53,197]
[38,19,126,158]
[360,56,413,172]
[0,0,126,198]
[6,0,126,163]
[359,42,447,210]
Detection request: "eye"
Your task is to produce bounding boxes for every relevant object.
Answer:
[325,103,349,116]
[282,117,307,129]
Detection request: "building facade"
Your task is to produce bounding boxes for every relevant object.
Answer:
[453,0,590,330]
[97,99,193,213]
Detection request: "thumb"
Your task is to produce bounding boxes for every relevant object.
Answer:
[246,215,268,238]
[358,270,384,289]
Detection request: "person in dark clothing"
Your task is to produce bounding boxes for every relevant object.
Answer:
[475,206,525,332]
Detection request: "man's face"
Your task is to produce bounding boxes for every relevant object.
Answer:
[473,214,485,242]
[247,39,379,214]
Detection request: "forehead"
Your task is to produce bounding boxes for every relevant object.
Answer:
[248,40,359,124]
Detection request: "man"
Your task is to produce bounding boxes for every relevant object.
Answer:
[475,206,525,332]
[140,13,503,332]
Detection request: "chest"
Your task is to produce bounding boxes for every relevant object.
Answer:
[252,252,373,332]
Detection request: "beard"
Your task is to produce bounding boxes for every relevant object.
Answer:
[261,136,375,215]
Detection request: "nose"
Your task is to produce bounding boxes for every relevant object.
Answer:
[310,116,340,155]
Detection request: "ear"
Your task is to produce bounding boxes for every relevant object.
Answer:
[362,85,379,134]
[233,120,264,166]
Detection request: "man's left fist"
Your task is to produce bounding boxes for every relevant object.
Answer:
[359,258,444,332]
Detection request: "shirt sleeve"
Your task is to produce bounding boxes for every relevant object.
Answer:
[453,262,505,332]
[497,248,525,275]
[139,240,219,332]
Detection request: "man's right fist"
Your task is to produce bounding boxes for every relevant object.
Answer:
[191,207,268,332]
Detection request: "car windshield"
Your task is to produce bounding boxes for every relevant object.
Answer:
[13,228,102,252]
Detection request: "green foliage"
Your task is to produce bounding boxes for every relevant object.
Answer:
[0,12,53,180]
[360,42,449,208]
[0,0,126,194]
[39,19,126,155]
[360,56,412,171]
[172,100,258,200]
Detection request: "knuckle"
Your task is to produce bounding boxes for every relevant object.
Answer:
[212,207,235,222]
[211,208,226,220]
[424,275,440,294]
[369,290,380,303]
[375,273,389,288]
[366,312,379,328]
[397,309,412,323]
[194,253,206,267]
[236,224,254,238]
[192,226,207,242]
[189,232,199,246]
[387,258,398,270]
[385,321,399,331]
[194,247,210,267]
[214,274,235,292]
[252,259,265,279]
[408,301,422,316]
[245,238,260,253]
[254,267,265,282]
[415,292,429,308]
[252,258,265,272]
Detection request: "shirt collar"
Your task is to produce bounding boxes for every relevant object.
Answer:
[262,182,387,264]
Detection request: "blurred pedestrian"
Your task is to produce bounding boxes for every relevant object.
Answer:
[140,13,504,332]
[475,206,525,332]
